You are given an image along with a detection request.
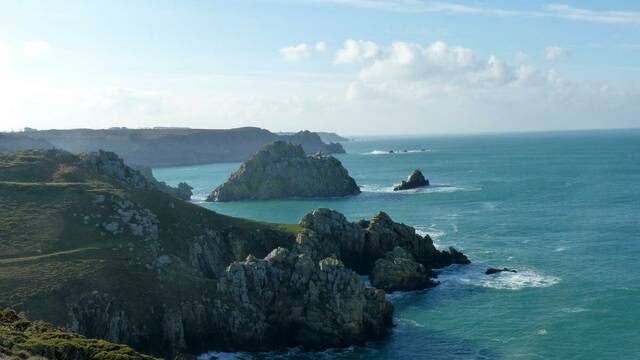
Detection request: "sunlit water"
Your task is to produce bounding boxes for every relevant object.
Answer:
[154,129,640,360]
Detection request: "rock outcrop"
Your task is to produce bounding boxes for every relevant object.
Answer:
[208,141,360,202]
[370,247,435,292]
[393,170,429,191]
[136,165,193,201]
[296,208,470,292]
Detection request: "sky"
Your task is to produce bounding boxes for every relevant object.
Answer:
[1,0,639,135]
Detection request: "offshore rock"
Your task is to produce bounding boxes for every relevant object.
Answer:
[393,170,429,191]
[485,267,517,275]
[207,141,360,201]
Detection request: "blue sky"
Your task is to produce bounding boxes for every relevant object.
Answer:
[1,0,639,135]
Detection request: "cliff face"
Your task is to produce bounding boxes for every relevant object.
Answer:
[208,141,360,202]
[0,149,395,358]
[24,127,345,167]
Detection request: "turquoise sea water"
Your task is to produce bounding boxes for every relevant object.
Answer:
[154,129,640,360]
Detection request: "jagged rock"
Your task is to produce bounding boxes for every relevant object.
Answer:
[370,247,435,292]
[485,267,517,275]
[297,208,470,277]
[207,141,360,201]
[83,150,154,190]
[217,249,393,350]
[393,170,429,191]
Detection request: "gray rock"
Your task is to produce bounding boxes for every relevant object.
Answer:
[393,170,429,191]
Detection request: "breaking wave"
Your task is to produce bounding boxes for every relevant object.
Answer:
[436,264,560,290]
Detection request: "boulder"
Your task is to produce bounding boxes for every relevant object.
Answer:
[207,141,360,201]
[393,170,429,191]
[370,247,435,292]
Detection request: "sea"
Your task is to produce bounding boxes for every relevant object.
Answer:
[153,129,640,360]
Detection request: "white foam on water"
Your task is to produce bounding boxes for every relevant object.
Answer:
[365,149,431,155]
[360,183,477,194]
[437,264,560,290]
[537,329,548,336]
[414,225,447,242]
[554,246,568,252]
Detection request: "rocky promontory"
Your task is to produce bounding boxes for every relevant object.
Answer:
[394,169,429,191]
[208,141,360,201]
[0,149,470,358]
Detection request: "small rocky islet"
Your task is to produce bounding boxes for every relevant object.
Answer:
[207,141,360,201]
[394,169,430,191]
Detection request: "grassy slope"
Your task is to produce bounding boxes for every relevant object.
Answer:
[0,150,302,354]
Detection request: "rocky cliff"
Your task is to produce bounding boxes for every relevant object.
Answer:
[208,141,360,201]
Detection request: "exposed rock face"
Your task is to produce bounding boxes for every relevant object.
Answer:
[136,165,193,201]
[370,247,435,292]
[208,141,360,202]
[83,150,154,190]
[296,208,470,291]
[217,249,392,350]
[393,170,429,191]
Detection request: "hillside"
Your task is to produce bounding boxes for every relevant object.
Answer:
[22,127,345,167]
[208,141,360,201]
[0,133,53,153]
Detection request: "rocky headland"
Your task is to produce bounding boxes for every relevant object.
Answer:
[394,169,430,191]
[208,141,360,201]
[0,149,470,358]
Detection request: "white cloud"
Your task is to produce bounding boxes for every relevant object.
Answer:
[280,41,326,61]
[335,39,380,63]
[545,46,569,61]
[22,41,50,59]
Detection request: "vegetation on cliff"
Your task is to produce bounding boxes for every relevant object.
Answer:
[0,308,157,360]
[208,141,360,201]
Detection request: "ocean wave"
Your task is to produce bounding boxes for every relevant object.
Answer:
[365,149,431,155]
[436,264,560,290]
[414,226,447,242]
[558,307,589,314]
